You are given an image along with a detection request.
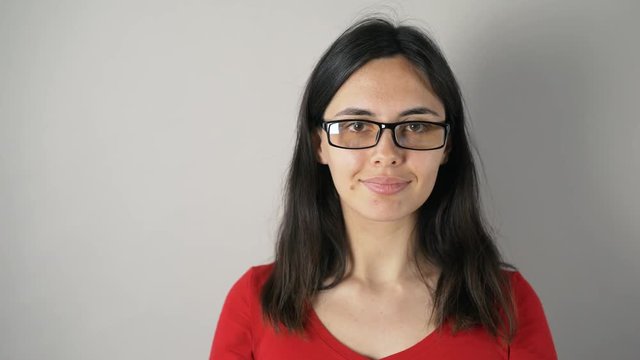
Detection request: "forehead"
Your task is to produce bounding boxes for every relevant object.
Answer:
[323,55,445,119]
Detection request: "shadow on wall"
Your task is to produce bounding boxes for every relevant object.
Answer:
[461,3,640,360]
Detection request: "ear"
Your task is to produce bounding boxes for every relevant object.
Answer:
[314,128,329,165]
[440,138,452,165]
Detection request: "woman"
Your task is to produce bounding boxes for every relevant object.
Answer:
[210,17,557,360]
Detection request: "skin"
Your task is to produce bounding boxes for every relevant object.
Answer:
[316,54,449,287]
[312,55,451,358]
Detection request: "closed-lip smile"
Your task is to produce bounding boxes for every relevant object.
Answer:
[360,176,411,195]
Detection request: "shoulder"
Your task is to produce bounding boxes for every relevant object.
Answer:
[501,269,548,323]
[503,270,533,294]
[501,269,558,359]
[216,262,275,315]
[225,262,275,307]
[234,262,275,294]
[502,270,546,311]
[210,262,276,358]
[249,262,276,286]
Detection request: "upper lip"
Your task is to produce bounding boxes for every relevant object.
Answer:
[361,176,411,184]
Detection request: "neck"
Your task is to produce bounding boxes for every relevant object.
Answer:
[341,205,425,288]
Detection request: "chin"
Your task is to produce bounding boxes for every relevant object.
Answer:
[355,207,418,223]
[339,197,422,223]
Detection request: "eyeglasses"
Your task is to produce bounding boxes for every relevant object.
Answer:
[320,119,450,151]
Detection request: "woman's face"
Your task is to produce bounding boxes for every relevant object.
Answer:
[316,55,449,224]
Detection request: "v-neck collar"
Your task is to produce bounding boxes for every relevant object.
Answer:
[307,306,444,360]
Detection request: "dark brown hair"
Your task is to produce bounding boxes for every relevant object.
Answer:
[260,16,517,343]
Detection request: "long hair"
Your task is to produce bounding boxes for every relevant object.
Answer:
[260,16,517,343]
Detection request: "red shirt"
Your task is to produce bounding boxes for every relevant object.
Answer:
[210,263,557,360]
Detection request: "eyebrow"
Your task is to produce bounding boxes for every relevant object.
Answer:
[333,106,441,117]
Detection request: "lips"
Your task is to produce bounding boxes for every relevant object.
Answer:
[360,176,411,195]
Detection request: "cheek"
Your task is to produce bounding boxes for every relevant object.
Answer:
[410,155,444,188]
[420,170,440,197]
[327,151,366,189]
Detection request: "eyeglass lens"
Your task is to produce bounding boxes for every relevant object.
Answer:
[327,121,445,150]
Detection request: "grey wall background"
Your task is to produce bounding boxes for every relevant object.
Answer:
[1,0,638,359]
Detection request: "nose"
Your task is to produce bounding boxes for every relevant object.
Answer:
[370,128,402,166]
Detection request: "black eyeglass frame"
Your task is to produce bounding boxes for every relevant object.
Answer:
[320,119,451,151]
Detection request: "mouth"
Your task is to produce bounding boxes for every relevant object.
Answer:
[360,177,411,195]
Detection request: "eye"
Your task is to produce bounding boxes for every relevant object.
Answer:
[406,122,427,132]
[346,121,371,132]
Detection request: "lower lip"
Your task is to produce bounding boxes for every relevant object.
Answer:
[362,181,410,195]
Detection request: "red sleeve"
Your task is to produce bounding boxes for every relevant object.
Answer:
[509,271,558,360]
[210,267,256,360]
